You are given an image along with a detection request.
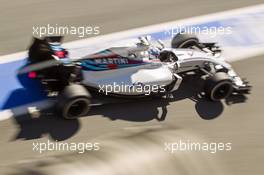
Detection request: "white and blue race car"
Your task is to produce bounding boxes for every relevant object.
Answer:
[19,34,251,119]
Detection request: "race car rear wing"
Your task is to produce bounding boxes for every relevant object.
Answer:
[28,36,66,63]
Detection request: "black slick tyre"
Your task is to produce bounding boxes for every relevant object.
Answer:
[204,72,233,101]
[171,33,199,48]
[57,84,91,119]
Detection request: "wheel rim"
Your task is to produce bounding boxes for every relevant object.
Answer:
[63,98,90,119]
[211,81,233,101]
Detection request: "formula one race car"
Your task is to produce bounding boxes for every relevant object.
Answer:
[19,34,251,119]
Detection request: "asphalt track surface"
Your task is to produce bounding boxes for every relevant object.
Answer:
[0,0,264,175]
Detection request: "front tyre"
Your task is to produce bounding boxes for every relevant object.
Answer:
[204,72,233,101]
[57,84,91,119]
[171,33,199,48]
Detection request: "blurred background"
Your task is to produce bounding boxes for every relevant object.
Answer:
[0,0,264,175]
[0,0,263,55]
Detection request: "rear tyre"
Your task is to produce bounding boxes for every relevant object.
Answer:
[171,33,199,48]
[204,72,233,101]
[57,84,91,119]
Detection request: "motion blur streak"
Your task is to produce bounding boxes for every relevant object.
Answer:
[7,129,226,175]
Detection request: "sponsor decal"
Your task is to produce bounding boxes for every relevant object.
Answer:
[93,57,129,64]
